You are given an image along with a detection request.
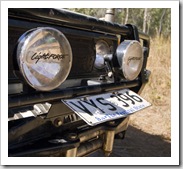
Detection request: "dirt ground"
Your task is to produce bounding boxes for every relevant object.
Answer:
[111,127,171,157]
[90,103,171,157]
[90,125,171,157]
[111,107,171,157]
[91,97,171,156]
[90,117,171,157]
[120,105,171,157]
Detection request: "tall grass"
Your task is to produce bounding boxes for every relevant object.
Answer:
[130,36,171,140]
[142,36,171,106]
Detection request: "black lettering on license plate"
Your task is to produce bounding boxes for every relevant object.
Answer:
[67,91,142,116]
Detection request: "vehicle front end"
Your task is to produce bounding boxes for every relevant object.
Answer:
[8,8,151,157]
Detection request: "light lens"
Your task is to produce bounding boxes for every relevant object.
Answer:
[94,40,110,69]
[116,40,143,80]
[94,54,105,69]
[17,27,72,91]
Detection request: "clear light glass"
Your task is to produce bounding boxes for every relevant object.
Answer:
[116,40,143,80]
[94,54,105,69]
[17,27,72,91]
[94,40,110,69]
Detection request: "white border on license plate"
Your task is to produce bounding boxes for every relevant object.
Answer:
[62,89,151,126]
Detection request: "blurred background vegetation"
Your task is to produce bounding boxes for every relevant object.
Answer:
[67,8,171,140]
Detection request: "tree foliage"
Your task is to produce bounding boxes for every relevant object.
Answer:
[67,8,171,39]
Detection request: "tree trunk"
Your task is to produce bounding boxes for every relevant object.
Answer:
[125,8,129,24]
[158,9,166,37]
[143,8,148,33]
[147,18,151,34]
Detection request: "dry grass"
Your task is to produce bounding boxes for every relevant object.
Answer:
[130,36,171,140]
[144,37,171,106]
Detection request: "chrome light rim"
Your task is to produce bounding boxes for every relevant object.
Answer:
[116,40,143,80]
[17,27,72,91]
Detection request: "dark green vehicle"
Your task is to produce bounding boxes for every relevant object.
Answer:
[8,8,151,157]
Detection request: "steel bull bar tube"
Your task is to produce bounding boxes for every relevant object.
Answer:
[9,80,140,109]
[9,117,129,157]
[70,117,129,157]
[9,8,131,36]
[77,138,103,157]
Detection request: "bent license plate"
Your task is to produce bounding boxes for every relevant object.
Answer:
[62,89,151,126]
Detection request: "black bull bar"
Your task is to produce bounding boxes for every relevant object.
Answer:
[9,116,130,157]
[9,80,140,109]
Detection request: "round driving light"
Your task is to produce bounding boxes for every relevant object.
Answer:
[17,27,72,91]
[116,40,143,80]
[94,40,110,69]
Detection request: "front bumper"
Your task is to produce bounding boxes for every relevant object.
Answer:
[8,77,149,157]
[9,114,129,157]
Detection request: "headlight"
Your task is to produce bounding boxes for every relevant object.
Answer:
[116,40,143,80]
[94,40,110,69]
[17,27,72,91]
